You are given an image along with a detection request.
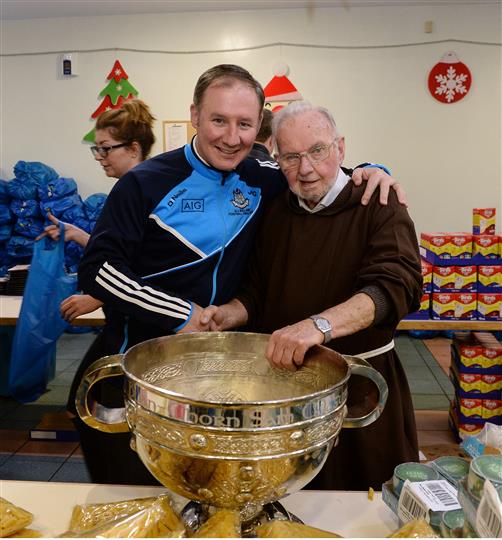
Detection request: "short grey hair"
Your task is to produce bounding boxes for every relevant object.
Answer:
[272,101,341,142]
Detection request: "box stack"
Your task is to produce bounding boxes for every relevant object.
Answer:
[417,208,502,321]
[405,259,432,319]
[449,331,502,440]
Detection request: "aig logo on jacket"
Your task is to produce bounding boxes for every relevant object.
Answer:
[181,199,204,212]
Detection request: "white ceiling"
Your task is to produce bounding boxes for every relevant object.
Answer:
[1,0,499,21]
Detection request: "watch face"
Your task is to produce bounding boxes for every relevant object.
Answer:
[316,318,331,332]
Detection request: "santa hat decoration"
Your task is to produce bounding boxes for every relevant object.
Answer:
[264,62,303,102]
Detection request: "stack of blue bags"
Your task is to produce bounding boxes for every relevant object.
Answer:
[0,161,107,276]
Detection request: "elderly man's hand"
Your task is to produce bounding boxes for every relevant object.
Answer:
[352,167,408,207]
[265,319,324,371]
[60,294,103,322]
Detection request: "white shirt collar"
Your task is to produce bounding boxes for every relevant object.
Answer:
[297,168,350,213]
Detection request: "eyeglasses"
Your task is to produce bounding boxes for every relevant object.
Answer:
[90,142,129,158]
[278,140,337,170]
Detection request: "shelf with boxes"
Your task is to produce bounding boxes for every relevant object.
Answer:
[448,331,502,441]
[404,208,502,323]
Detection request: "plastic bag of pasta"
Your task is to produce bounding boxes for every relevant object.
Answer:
[193,509,241,538]
[387,518,438,538]
[256,519,343,538]
[60,493,184,538]
[7,529,43,538]
[0,497,34,538]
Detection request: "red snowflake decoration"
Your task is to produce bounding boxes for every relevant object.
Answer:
[428,52,472,104]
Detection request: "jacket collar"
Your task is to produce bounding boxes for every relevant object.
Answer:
[185,138,237,183]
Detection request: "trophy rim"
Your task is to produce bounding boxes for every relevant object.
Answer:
[122,331,351,408]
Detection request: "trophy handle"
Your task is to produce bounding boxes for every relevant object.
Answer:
[341,355,388,429]
[75,354,130,433]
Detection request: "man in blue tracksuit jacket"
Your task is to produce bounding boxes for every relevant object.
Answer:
[76,64,399,484]
[78,139,286,350]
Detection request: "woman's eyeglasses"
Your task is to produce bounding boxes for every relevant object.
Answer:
[90,143,129,158]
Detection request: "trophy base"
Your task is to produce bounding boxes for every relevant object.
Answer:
[181,499,303,537]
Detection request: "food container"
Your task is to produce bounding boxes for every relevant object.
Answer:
[392,462,440,496]
[467,454,502,499]
[76,332,388,511]
[430,456,470,487]
[440,509,465,538]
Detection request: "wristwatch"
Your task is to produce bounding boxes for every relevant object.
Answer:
[309,315,332,344]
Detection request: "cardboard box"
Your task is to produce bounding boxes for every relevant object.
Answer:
[473,234,499,258]
[421,233,455,258]
[432,292,456,319]
[477,293,502,320]
[455,265,477,291]
[405,293,430,320]
[449,403,484,440]
[473,208,496,235]
[456,396,483,418]
[431,292,476,319]
[478,265,502,291]
[452,332,502,372]
[482,399,502,419]
[432,266,476,292]
[432,266,456,290]
[421,259,433,292]
[451,233,473,258]
[455,292,477,319]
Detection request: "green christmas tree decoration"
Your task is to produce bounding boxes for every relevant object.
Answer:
[83,60,140,143]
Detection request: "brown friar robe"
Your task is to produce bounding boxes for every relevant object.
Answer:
[237,179,423,491]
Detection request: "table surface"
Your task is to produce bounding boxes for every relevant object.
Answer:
[0,295,105,326]
[0,480,399,537]
[397,318,502,330]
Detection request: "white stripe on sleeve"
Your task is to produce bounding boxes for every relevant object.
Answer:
[95,261,191,319]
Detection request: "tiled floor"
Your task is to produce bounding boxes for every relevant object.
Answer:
[0,332,458,483]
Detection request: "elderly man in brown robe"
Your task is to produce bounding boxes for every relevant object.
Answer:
[201,101,423,491]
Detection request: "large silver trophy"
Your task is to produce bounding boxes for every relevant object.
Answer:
[76,332,388,532]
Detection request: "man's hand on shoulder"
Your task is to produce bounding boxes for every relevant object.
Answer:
[352,167,408,207]
[266,319,324,371]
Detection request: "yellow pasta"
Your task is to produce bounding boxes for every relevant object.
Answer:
[62,494,184,538]
[0,498,34,538]
[387,519,438,538]
[7,529,42,538]
[193,509,240,538]
[256,519,343,538]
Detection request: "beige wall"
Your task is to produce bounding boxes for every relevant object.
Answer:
[1,3,501,235]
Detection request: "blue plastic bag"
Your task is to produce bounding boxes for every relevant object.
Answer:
[6,178,39,200]
[6,235,34,258]
[14,217,44,239]
[10,199,41,219]
[83,193,107,221]
[13,161,58,186]
[0,223,12,242]
[0,204,12,224]
[38,177,78,201]
[8,223,77,402]
[61,203,86,224]
[0,179,10,204]
[40,193,82,219]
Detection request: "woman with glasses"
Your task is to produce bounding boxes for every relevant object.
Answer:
[41,99,159,485]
